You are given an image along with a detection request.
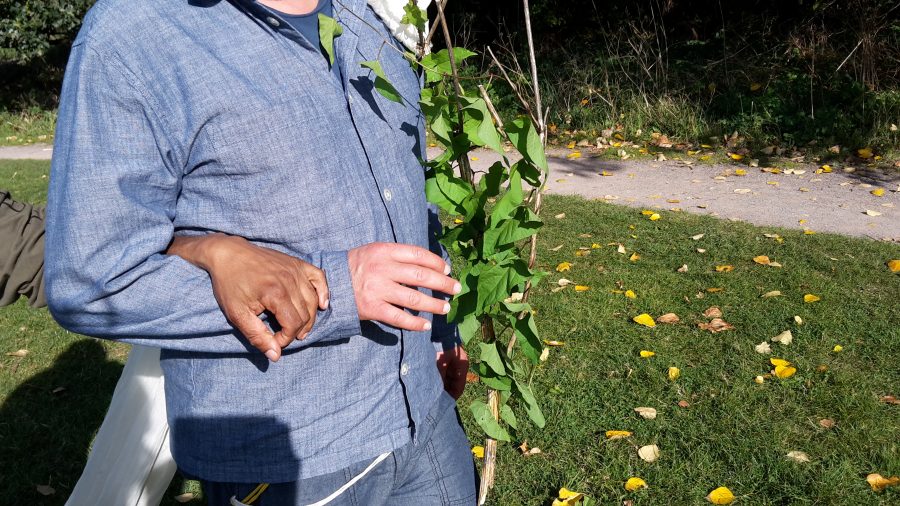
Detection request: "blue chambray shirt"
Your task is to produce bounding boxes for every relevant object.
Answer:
[45,0,458,483]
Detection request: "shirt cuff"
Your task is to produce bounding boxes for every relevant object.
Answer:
[319,250,362,341]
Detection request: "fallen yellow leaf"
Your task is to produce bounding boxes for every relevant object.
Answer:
[771,330,793,345]
[833,345,843,353]
[633,313,656,327]
[715,265,734,273]
[630,252,641,262]
[566,141,576,149]
[634,407,657,419]
[472,446,484,458]
[753,255,771,265]
[774,364,797,379]
[600,170,613,176]
[625,477,648,492]
[567,151,582,159]
[638,444,660,462]
[729,153,744,161]
[871,188,885,197]
[453,218,463,224]
[857,147,874,159]
[591,243,600,249]
[866,473,900,492]
[786,451,811,463]
[754,375,765,384]
[770,358,791,367]
[606,430,632,439]
[544,340,565,347]
[707,486,735,504]
[556,262,572,272]
[649,213,661,221]
[734,169,747,176]
[804,294,821,303]
[761,290,782,298]
[640,350,656,358]
[552,487,585,506]
[625,289,637,299]
[668,367,681,381]
[887,259,900,273]
[574,285,590,292]
[641,209,655,216]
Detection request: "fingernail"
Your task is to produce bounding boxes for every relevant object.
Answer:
[444,264,451,275]
[423,321,432,331]
[452,282,462,294]
[442,302,451,314]
[265,349,279,362]
[323,299,330,310]
[298,332,309,341]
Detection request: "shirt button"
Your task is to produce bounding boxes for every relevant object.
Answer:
[383,188,393,201]
[400,363,410,376]
[266,16,280,27]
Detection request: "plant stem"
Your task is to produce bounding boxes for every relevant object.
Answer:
[478,318,498,506]
[434,0,474,184]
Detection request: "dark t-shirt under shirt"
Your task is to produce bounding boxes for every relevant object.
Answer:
[271,0,342,83]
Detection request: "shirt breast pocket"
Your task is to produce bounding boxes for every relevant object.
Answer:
[189,103,374,249]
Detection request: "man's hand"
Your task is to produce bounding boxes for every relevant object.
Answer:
[167,234,329,362]
[436,346,469,400]
[348,243,460,332]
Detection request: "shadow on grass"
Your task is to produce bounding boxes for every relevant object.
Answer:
[0,340,199,505]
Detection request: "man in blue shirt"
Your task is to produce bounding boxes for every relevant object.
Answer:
[45,0,476,503]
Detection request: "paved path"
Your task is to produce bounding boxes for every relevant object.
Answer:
[4,144,898,241]
[434,147,900,242]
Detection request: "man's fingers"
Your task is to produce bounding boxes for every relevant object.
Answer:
[230,307,282,361]
[384,243,450,274]
[304,265,330,310]
[390,264,461,295]
[292,283,320,340]
[384,285,450,316]
[373,301,432,332]
[262,292,308,344]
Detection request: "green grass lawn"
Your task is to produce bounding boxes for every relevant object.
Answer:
[0,109,56,146]
[1,160,898,504]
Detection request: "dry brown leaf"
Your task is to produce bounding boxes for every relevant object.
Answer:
[36,485,55,496]
[691,233,705,240]
[819,418,836,429]
[677,400,690,408]
[703,307,723,318]
[880,395,900,405]
[638,444,661,463]
[755,342,772,354]
[677,264,689,273]
[555,213,567,219]
[557,278,574,287]
[6,349,28,358]
[634,407,658,419]
[578,233,593,238]
[698,318,734,333]
[550,244,564,252]
[465,372,480,383]
[657,313,680,324]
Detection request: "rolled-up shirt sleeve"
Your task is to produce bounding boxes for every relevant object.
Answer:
[45,41,360,353]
